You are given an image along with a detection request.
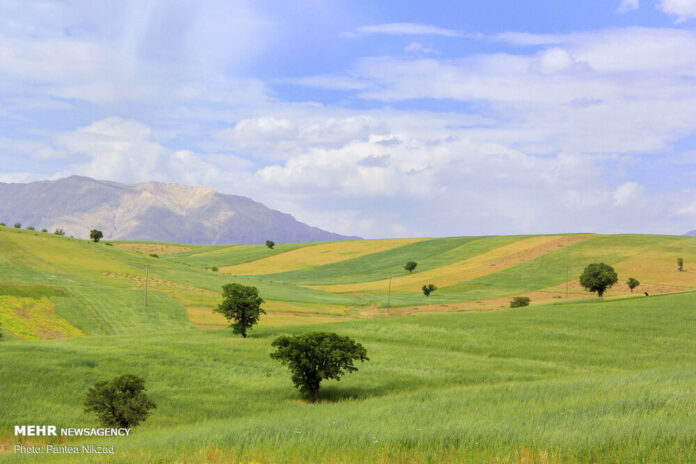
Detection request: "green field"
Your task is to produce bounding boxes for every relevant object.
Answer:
[1,226,696,462]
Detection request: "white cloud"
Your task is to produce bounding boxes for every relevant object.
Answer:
[613,181,642,206]
[355,23,461,37]
[215,115,388,159]
[618,0,639,13]
[52,117,250,187]
[660,0,696,21]
[404,42,440,55]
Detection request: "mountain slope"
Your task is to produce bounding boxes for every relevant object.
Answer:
[0,176,358,244]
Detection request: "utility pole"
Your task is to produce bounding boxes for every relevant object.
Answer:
[386,274,392,313]
[144,264,149,307]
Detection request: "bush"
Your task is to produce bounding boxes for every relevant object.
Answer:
[26,226,35,231]
[0,223,5,227]
[510,296,530,308]
[271,332,368,402]
[84,374,156,428]
[404,261,418,273]
[210,266,219,272]
[678,257,684,272]
[13,223,21,228]
[149,253,159,258]
[41,229,47,233]
[422,283,437,296]
[265,240,275,249]
[54,229,65,236]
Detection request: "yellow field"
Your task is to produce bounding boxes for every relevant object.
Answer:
[112,243,192,255]
[186,307,346,329]
[0,296,84,339]
[311,234,592,293]
[220,238,427,275]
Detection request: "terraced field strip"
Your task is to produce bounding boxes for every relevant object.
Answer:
[220,238,427,275]
[112,242,193,255]
[312,234,593,294]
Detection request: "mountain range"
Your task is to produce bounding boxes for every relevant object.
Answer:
[0,176,358,244]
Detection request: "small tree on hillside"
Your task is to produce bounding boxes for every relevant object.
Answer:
[13,223,20,228]
[84,374,156,428]
[678,257,684,272]
[265,240,275,249]
[579,263,618,297]
[270,332,368,402]
[627,277,640,293]
[215,283,265,337]
[90,229,103,243]
[510,296,531,308]
[404,261,418,273]
[54,228,65,236]
[422,283,437,296]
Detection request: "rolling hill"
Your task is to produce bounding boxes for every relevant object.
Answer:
[2,225,696,339]
[0,225,694,463]
[0,176,358,244]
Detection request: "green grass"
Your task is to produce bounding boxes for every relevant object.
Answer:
[1,292,695,462]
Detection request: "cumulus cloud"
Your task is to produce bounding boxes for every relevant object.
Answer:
[660,0,696,21]
[53,118,251,187]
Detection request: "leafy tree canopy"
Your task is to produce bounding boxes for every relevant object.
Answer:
[422,283,437,296]
[84,374,156,428]
[90,229,103,243]
[579,263,618,297]
[214,283,265,337]
[627,277,640,292]
[404,261,418,273]
[270,332,368,402]
[265,240,275,249]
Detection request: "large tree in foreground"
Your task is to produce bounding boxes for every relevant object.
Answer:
[215,283,265,337]
[579,263,618,297]
[270,332,368,402]
[84,374,156,428]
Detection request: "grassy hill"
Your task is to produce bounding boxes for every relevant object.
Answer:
[2,225,696,338]
[1,226,696,462]
[1,293,695,462]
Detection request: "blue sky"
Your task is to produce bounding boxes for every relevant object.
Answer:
[2,0,696,237]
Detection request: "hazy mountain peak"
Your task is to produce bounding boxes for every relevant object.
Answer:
[0,177,358,244]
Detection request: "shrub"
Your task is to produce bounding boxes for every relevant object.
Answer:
[510,296,531,308]
[149,253,159,258]
[84,374,156,428]
[54,228,66,236]
[422,283,437,296]
[26,226,35,231]
[41,229,47,233]
[404,261,418,273]
[265,240,275,249]
[271,332,368,402]
[678,257,684,272]
[210,266,219,272]
[13,223,21,228]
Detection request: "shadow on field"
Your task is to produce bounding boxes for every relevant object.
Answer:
[314,385,383,402]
